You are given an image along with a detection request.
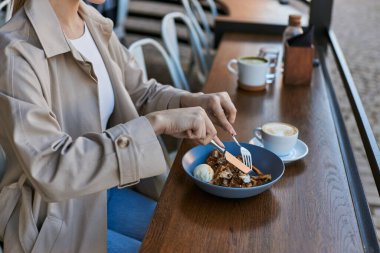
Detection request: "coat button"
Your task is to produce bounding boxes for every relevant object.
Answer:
[117,136,130,148]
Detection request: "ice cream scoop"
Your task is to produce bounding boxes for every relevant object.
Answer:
[193,164,214,182]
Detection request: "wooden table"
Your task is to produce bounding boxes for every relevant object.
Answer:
[140,33,365,253]
[217,0,308,26]
[214,0,308,46]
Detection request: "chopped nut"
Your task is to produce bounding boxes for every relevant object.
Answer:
[219,169,233,179]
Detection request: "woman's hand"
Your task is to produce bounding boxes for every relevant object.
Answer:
[180,92,237,135]
[146,107,224,146]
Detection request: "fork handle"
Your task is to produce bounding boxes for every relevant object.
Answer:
[210,140,225,154]
[231,135,242,147]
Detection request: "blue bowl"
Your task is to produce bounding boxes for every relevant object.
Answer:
[182,142,285,198]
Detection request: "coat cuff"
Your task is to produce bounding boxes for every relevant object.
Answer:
[104,117,167,188]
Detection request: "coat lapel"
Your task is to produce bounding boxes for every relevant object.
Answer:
[79,4,140,127]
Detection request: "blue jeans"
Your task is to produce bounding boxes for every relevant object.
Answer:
[107,187,156,253]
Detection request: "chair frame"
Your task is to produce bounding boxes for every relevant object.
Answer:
[181,0,213,51]
[205,0,218,17]
[114,0,129,39]
[161,12,209,91]
[128,38,183,90]
[0,0,13,22]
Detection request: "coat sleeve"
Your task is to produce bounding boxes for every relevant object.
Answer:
[0,50,167,202]
[109,33,190,115]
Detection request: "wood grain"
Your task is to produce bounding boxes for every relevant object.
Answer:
[140,33,364,253]
[216,0,308,26]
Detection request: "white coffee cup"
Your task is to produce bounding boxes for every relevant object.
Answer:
[253,122,299,157]
[227,56,269,91]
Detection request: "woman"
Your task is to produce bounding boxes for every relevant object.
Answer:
[0,0,237,252]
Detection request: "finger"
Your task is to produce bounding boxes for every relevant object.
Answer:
[185,111,207,141]
[195,138,206,146]
[202,132,215,145]
[185,129,194,139]
[202,110,219,139]
[196,113,208,138]
[172,131,189,139]
[220,93,237,124]
[192,120,205,140]
[213,135,225,148]
[211,106,237,135]
[201,113,225,149]
[198,129,215,145]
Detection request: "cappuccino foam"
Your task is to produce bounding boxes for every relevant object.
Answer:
[263,123,297,137]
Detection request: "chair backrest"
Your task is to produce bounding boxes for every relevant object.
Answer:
[114,0,129,39]
[181,0,213,51]
[205,0,218,17]
[0,0,13,23]
[0,145,6,181]
[128,38,183,90]
[161,12,209,91]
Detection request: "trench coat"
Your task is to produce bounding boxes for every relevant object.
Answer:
[0,0,187,252]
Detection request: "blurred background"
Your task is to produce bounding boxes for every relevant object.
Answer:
[328,0,380,240]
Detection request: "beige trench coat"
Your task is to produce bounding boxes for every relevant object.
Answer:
[0,0,187,252]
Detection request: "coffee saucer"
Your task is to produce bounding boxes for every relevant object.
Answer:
[249,137,309,164]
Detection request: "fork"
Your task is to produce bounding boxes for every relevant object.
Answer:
[232,135,252,169]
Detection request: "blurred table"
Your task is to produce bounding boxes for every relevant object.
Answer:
[140,33,365,253]
[214,0,308,46]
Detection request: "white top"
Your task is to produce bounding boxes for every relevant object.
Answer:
[70,23,115,130]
